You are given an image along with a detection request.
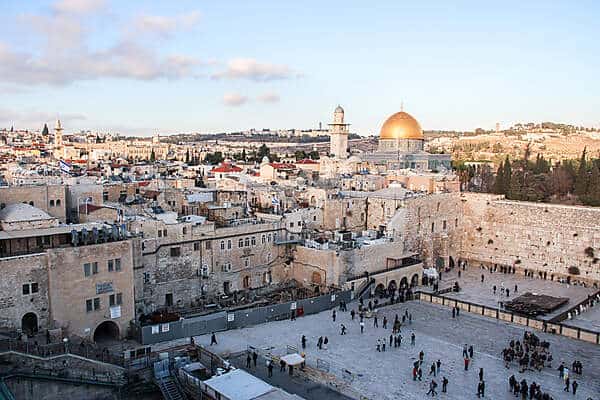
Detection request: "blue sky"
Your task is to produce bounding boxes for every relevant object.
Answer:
[1,0,599,135]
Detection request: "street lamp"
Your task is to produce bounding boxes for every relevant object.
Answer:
[63,337,69,353]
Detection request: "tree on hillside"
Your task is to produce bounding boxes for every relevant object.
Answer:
[42,123,49,136]
[493,160,505,194]
[502,156,512,194]
[582,164,600,206]
[574,148,589,196]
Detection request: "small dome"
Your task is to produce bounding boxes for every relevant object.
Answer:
[0,203,53,223]
[261,156,270,164]
[334,105,344,113]
[380,111,423,140]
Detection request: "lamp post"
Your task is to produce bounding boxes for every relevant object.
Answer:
[63,337,69,353]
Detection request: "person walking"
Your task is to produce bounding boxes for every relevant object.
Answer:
[341,324,347,335]
[469,345,474,359]
[267,360,273,377]
[572,380,578,395]
[427,379,438,396]
[351,309,355,320]
[374,316,379,328]
[452,307,456,318]
[477,380,485,398]
[323,337,329,350]
[246,353,252,368]
[481,274,484,283]
[564,376,570,392]
[252,351,258,367]
[442,376,448,393]
[479,367,484,381]
[409,313,412,324]
[279,358,285,372]
[383,316,388,329]
[301,335,306,349]
[429,362,436,376]
[360,321,365,333]
[332,310,336,322]
[464,357,470,371]
[210,332,217,345]
[462,344,468,358]
[436,359,441,374]
[456,307,460,317]
[411,333,415,345]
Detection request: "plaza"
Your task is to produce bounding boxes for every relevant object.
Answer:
[196,298,600,400]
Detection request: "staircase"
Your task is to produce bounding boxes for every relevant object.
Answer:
[156,376,186,400]
[355,278,375,300]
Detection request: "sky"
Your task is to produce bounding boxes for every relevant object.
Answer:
[1,0,599,136]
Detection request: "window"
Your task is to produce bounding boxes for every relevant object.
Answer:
[455,218,458,228]
[22,284,30,295]
[238,238,244,248]
[267,234,272,242]
[431,222,435,233]
[31,283,38,293]
[245,237,250,247]
[170,247,181,257]
[103,191,109,201]
[251,236,256,246]
[165,293,173,307]
[289,222,294,228]
[163,229,167,237]
[143,272,150,283]
[183,227,187,235]
[158,230,162,238]
[443,220,447,230]
[83,262,98,277]
[227,240,232,250]
[244,259,249,267]
[222,262,232,272]
[109,293,123,306]
[194,242,201,251]
[220,241,225,250]
[205,241,211,250]
[87,297,100,312]
[56,199,61,206]
[108,259,114,271]
[261,234,266,244]
[115,258,121,271]
[49,200,55,207]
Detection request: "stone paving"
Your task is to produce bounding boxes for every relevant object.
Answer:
[195,300,600,400]
[436,267,598,321]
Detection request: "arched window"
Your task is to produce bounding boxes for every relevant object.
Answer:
[242,275,250,289]
[244,237,250,247]
[261,234,266,244]
[238,238,244,248]
[251,236,256,246]
[227,240,232,249]
[220,241,225,250]
[49,200,55,207]
[56,199,61,206]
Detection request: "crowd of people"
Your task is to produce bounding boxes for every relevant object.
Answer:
[502,331,552,372]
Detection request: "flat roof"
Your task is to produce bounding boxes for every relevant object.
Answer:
[204,369,273,400]
[0,222,112,240]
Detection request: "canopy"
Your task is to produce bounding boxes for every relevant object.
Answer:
[280,353,304,366]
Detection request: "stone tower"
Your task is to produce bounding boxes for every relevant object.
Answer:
[54,119,63,147]
[328,105,350,159]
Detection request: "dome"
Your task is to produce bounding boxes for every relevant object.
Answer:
[379,111,423,140]
[334,105,344,113]
[0,203,53,223]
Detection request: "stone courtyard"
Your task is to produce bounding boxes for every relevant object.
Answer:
[437,267,598,321]
[196,299,600,400]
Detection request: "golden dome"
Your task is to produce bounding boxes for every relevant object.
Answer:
[379,111,423,140]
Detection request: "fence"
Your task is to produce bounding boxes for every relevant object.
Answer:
[417,292,600,345]
[135,290,352,345]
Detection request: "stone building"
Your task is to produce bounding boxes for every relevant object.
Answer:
[0,204,136,341]
[329,105,349,159]
[0,185,67,222]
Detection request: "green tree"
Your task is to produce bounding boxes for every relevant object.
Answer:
[294,150,307,160]
[493,160,505,194]
[574,148,589,196]
[185,149,190,163]
[150,149,156,162]
[241,148,247,161]
[257,144,271,161]
[582,164,600,206]
[502,156,512,194]
[508,169,524,200]
[41,123,49,136]
[308,150,320,160]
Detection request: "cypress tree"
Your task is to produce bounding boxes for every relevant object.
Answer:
[494,160,504,194]
[584,164,600,206]
[574,148,588,196]
[42,123,49,136]
[502,156,512,195]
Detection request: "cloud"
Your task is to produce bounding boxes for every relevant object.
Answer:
[0,1,202,86]
[52,0,107,14]
[257,92,280,103]
[223,93,248,107]
[0,108,86,128]
[212,58,294,81]
[133,11,201,37]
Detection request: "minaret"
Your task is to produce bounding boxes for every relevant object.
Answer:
[55,119,63,147]
[328,105,350,159]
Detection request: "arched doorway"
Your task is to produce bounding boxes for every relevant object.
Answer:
[242,275,250,289]
[400,277,409,289]
[21,313,38,336]
[311,272,322,285]
[374,283,385,297]
[93,321,120,343]
[410,274,420,287]
[388,280,397,292]
[449,256,455,268]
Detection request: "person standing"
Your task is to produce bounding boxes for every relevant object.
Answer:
[341,324,347,335]
[267,360,273,377]
[462,344,468,358]
[479,368,484,381]
[452,307,456,318]
[374,316,378,328]
[564,376,570,392]
[246,353,252,368]
[383,316,388,329]
[332,310,336,322]
[252,351,258,367]
[411,333,416,345]
[351,309,355,320]
[360,321,365,333]
[436,359,441,374]
[572,380,578,395]
[469,345,474,359]
[464,357,470,371]
[442,376,448,393]
[210,332,217,345]
[301,335,306,349]
[429,362,436,376]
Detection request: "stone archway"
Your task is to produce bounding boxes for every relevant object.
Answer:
[311,272,322,285]
[388,280,397,292]
[400,277,409,289]
[410,274,420,288]
[93,321,120,343]
[374,283,385,297]
[21,312,38,336]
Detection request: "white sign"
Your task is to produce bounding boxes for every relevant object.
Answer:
[161,323,170,333]
[110,305,121,319]
[151,325,159,334]
[331,294,336,302]
[290,302,297,310]
[227,313,235,322]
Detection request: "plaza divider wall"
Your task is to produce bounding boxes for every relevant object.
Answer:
[417,292,600,345]
[135,290,352,345]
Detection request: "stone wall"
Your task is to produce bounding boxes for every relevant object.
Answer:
[459,193,600,283]
[0,254,50,331]
[0,185,67,222]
